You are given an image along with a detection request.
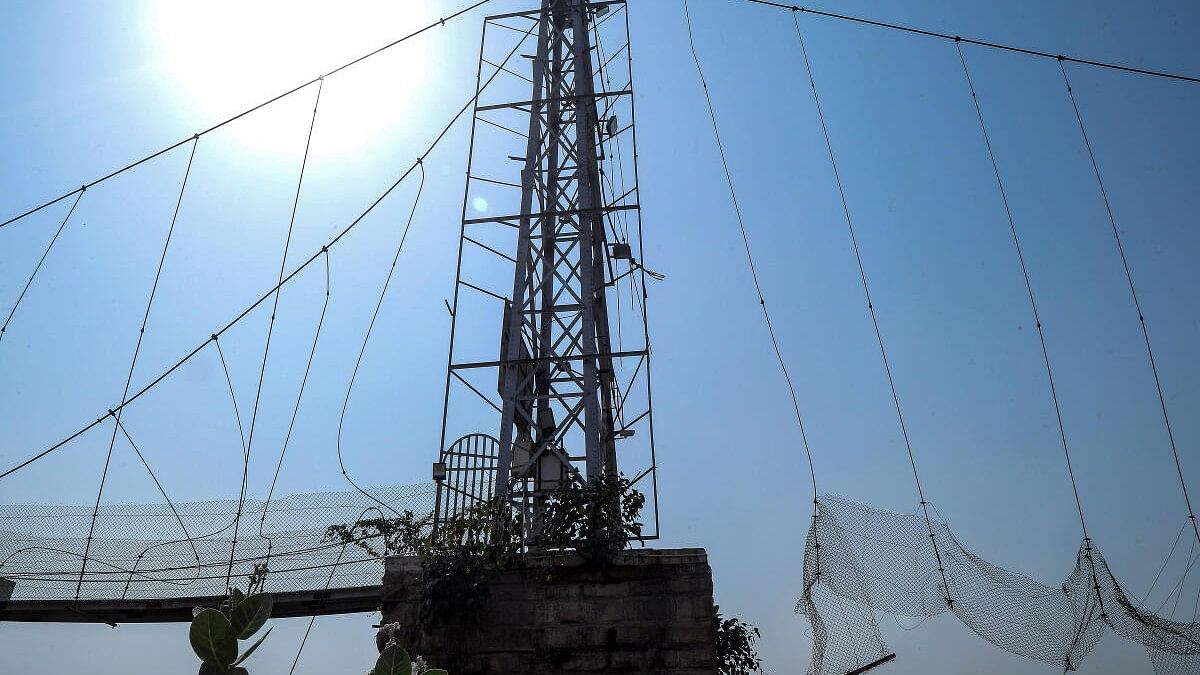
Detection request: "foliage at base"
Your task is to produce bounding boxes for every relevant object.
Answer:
[325,474,645,625]
[714,605,764,675]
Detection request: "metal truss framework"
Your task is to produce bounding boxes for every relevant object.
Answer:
[437,0,658,536]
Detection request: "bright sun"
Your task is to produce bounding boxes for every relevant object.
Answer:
[151,1,433,155]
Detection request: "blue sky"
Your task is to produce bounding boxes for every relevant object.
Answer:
[2,0,1198,673]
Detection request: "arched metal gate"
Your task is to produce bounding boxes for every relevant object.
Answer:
[432,433,500,529]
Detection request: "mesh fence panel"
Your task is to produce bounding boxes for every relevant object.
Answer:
[0,483,436,600]
[800,496,1200,674]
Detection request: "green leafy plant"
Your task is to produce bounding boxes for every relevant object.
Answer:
[325,474,645,625]
[189,564,273,674]
[714,605,763,675]
[325,510,433,559]
[538,473,646,566]
[328,497,521,625]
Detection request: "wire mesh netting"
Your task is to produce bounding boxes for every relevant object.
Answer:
[0,483,436,601]
[800,495,1200,675]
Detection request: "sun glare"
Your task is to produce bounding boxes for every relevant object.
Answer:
[151,1,434,155]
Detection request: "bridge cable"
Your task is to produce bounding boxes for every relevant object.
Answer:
[786,10,953,605]
[1140,519,1188,608]
[19,553,395,586]
[330,12,537,518]
[0,0,492,232]
[287,505,384,675]
[0,35,528,484]
[74,136,199,602]
[681,0,821,554]
[335,162,426,518]
[9,517,407,581]
[114,418,201,583]
[743,0,1200,85]
[212,330,254,594]
[0,189,84,346]
[228,78,325,588]
[1057,59,1200,551]
[214,339,249,457]
[258,250,332,574]
[213,337,253,591]
[955,41,1108,621]
[1160,537,1196,617]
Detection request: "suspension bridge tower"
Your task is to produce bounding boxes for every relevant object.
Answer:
[435,0,658,533]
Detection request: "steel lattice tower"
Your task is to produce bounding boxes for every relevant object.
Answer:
[436,0,657,534]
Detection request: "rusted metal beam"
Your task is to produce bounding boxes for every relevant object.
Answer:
[0,584,381,624]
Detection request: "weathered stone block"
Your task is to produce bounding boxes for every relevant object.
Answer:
[381,548,716,674]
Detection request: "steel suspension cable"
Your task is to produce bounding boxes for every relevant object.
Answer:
[335,162,426,518]
[213,332,252,593]
[113,419,201,580]
[258,250,332,571]
[230,79,324,588]
[0,38,527,484]
[17,555,384,586]
[0,0,492,231]
[0,190,84,346]
[744,0,1200,85]
[681,0,821,531]
[955,42,1107,620]
[213,338,250,455]
[12,517,402,581]
[330,14,537,516]
[286,506,383,675]
[787,11,953,605]
[1056,59,1199,550]
[74,136,199,602]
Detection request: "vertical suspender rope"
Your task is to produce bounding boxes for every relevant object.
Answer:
[74,136,199,602]
[1057,58,1199,549]
[0,39,515,485]
[257,248,332,579]
[286,505,384,675]
[681,0,821,548]
[336,162,426,518]
[228,78,325,589]
[955,42,1108,626]
[787,9,953,606]
[0,190,84,346]
[114,419,201,584]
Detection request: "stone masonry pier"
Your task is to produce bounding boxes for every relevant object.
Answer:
[381,548,716,674]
